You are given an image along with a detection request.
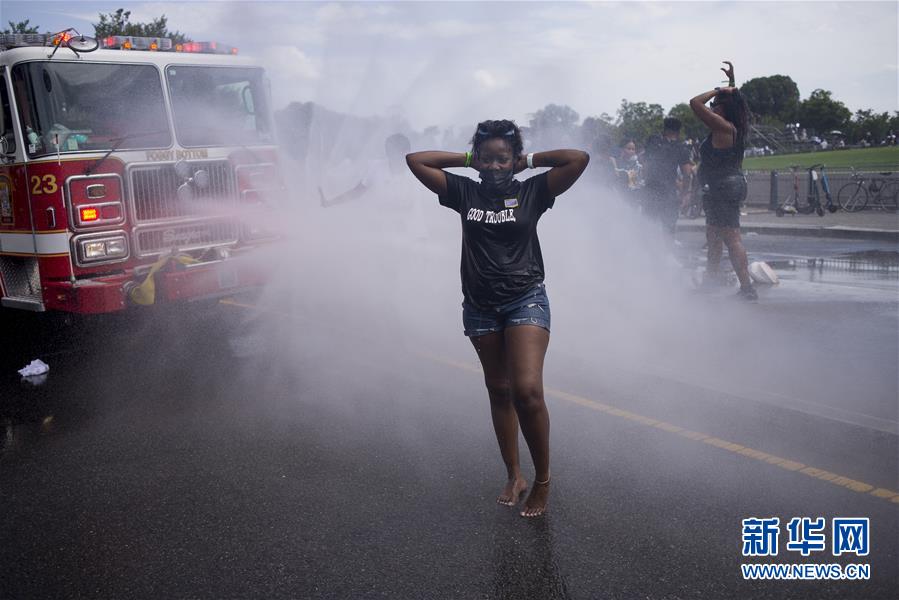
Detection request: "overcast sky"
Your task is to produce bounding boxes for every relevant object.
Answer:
[5,1,897,129]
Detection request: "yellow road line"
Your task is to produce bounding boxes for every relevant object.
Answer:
[219,299,899,508]
[425,354,899,507]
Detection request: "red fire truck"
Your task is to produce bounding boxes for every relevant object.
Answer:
[0,31,283,314]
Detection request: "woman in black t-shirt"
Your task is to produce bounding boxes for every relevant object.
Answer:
[690,61,756,301]
[406,120,589,517]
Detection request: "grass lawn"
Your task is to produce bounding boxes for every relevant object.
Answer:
[743,146,899,171]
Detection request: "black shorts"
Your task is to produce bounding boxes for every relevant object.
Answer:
[702,175,746,228]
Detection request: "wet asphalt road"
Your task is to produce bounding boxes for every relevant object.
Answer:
[1,233,897,599]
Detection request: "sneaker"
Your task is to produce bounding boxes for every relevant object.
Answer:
[737,285,758,301]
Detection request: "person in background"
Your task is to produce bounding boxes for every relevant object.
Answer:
[616,138,642,191]
[405,120,589,517]
[641,119,694,239]
[690,61,756,300]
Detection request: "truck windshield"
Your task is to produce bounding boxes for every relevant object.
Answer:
[166,66,273,147]
[11,62,171,156]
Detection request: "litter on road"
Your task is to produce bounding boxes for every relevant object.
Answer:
[749,261,779,285]
[18,359,49,378]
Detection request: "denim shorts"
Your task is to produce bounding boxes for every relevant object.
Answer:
[462,283,551,337]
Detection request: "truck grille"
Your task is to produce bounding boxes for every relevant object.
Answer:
[133,220,239,258]
[129,161,237,222]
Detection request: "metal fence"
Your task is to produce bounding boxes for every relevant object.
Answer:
[766,256,899,276]
[743,169,899,209]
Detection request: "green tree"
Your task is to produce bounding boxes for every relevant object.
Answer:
[616,99,664,145]
[528,103,581,148]
[848,109,893,144]
[529,104,580,133]
[2,19,40,34]
[796,89,851,135]
[739,75,800,123]
[578,114,615,149]
[666,103,705,142]
[93,8,189,43]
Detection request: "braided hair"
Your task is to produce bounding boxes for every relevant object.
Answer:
[470,119,524,159]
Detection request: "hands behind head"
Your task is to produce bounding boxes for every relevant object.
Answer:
[717,86,737,95]
[513,155,528,174]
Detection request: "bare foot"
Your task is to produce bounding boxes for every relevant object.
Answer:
[497,476,528,506]
[520,478,550,517]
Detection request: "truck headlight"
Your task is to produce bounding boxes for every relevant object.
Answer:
[105,237,127,256]
[83,240,107,258]
[75,233,129,265]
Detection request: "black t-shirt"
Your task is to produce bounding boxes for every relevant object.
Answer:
[439,171,555,310]
[643,138,693,191]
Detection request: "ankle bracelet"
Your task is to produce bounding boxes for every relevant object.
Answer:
[535,476,551,485]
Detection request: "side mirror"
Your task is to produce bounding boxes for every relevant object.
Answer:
[0,133,15,155]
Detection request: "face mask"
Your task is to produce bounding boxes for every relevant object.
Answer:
[478,166,516,195]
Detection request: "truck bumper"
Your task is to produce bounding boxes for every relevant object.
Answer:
[43,252,270,314]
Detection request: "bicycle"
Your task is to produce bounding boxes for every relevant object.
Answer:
[837,168,899,212]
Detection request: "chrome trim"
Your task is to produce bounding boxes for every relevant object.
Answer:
[180,258,225,270]
[71,230,130,268]
[131,247,253,277]
[64,173,126,231]
[1,297,45,311]
[125,159,237,224]
[85,183,107,199]
[131,218,238,258]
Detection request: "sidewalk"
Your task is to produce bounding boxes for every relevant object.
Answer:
[677,208,899,241]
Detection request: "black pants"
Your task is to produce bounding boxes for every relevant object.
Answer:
[642,187,679,235]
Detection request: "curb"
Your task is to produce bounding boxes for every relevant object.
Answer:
[676,221,899,242]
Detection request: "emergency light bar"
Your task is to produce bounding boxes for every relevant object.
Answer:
[2,32,237,55]
[175,41,239,55]
[102,36,173,51]
[102,36,236,54]
[0,32,76,49]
